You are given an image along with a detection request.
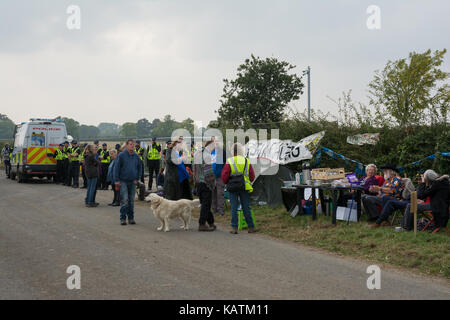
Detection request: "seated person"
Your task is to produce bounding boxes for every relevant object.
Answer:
[408,169,449,232]
[337,164,380,206]
[361,164,381,195]
[362,163,403,221]
[370,176,415,228]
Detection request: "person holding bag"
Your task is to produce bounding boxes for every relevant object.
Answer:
[221,143,256,234]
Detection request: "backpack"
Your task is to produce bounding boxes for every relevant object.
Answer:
[226,158,247,193]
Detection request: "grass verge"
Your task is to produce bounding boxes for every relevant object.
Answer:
[208,205,449,279]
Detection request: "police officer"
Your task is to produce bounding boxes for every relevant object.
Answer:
[1,143,11,178]
[146,137,161,191]
[135,140,145,185]
[52,143,65,184]
[68,140,81,188]
[62,141,71,186]
[99,143,110,190]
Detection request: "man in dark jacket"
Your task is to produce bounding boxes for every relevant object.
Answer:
[113,139,142,226]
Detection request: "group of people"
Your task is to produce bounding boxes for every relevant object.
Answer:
[45,136,257,233]
[350,163,450,232]
[159,136,257,233]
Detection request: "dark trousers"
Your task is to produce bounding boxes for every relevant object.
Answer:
[56,160,64,183]
[376,198,408,224]
[362,195,388,220]
[97,164,102,189]
[4,159,11,177]
[196,182,214,226]
[180,179,193,200]
[147,159,160,190]
[70,161,80,187]
[81,164,87,187]
[140,160,145,184]
[402,203,431,230]
[63,159,70,185]
[112,188,120,204]
[101,163,109,189]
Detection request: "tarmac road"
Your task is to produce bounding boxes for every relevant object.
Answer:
[0,173,449,300]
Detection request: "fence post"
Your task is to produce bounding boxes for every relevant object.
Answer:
[411,191,418,236]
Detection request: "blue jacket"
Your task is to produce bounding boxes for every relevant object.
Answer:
[113,151,142,183]
[106,159,116,183]
[176,153,190,183]
[211,149,224,178]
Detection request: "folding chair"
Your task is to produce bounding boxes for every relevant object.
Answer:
[421,207,450,234]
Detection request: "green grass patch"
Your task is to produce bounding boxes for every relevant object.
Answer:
[210,205,450,279]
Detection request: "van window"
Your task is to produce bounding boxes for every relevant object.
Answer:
[31,132,46,147]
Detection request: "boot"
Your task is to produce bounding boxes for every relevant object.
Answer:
[198,224,214,232]
[248,227,258,233]
[208,223,217,231]
[230,227,238,234]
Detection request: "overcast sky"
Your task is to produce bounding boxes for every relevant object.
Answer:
[0,0,449,127]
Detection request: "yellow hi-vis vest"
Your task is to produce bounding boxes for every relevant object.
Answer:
[100,149,110,164]
[135,147,143,161]
[227,155,253,193]
[69,146,81,162]
[147,144,161,160]
[55,149,64,161]
[63,146,69,159]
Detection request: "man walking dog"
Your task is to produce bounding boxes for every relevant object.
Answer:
[113,139,142,226]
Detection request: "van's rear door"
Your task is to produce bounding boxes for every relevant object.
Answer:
[45,123,66,164]
[26,124,48,165]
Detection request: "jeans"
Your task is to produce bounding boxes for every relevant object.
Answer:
[120,181,136,221]
[230,190,254,228]
[376,198,408,224]
[196,182,214,226]
[85,178,98,204]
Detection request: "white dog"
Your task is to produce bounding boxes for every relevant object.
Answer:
[145,193,200,232]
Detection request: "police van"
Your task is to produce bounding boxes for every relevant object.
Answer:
[10,118,68,182]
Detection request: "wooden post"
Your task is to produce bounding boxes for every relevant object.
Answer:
[411,191,418,236]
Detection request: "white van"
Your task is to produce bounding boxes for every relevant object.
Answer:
[10,118,68,182]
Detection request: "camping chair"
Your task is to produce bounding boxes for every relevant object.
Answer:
[421,206,450,234]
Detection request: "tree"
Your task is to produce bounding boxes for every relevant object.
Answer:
[98,122,120,137]
[0,114,15,139]
[178,118,194,133]
[79,125,100,140]
[216,55,304,128]
[136,118,152,138]
[368,49,449,131]
[151,115,180,137]
[120,122,137,137]
[61,117,80,139]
